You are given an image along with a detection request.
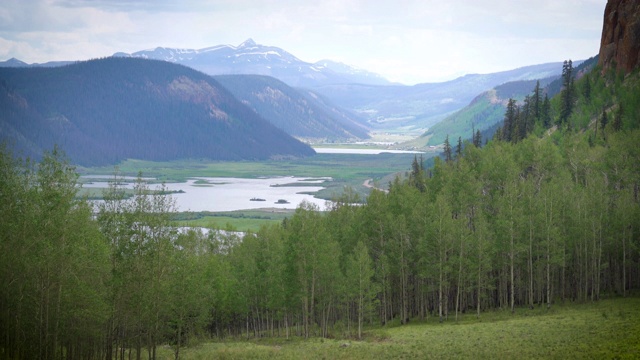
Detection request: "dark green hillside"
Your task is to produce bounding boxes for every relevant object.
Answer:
[214,74,369,140]
[422,57,600,146]
[423,76,559,146]
[0,57,314,165]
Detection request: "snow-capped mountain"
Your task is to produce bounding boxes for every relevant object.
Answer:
[313,59,393,86]
[113,39,393,88]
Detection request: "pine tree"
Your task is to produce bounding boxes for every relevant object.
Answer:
[502,99,518,142]
[532,80,542,122]
[456,136,463,159]
[542,94,552,128]
[582,74,591,100]
[612,103,624,131]
[410,155,425,191]
[559,60,575,127]
[473,129,482,148]
[443,135,453,163]
[600,108,608,141]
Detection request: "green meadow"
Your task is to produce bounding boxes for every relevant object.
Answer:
[78,152,431,184]
[170,210,292,232]
[155,297,640,359]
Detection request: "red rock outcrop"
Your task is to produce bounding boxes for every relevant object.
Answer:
[599,0,640,73]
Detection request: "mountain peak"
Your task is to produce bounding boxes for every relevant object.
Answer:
[0,58,29,67]
[239,38,257,48]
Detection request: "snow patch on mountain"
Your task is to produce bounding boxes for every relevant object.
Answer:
[111,39,392,88]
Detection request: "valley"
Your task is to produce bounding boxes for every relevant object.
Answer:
[78,150,436,231]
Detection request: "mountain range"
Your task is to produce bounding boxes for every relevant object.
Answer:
[0,38,583,158]
[113,39,393,88]
[112,39,572,132]
[0,57,315,166]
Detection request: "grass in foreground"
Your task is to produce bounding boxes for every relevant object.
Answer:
[156,297,640,359]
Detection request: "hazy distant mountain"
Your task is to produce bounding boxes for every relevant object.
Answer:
[0,57,74,68]
[0,58,29,67]
[2,40,584,136]
[0,57,314,166]
[214,74,369,140]
[313,61,578,133]
[312,59,393,86]
[113,39,394,88]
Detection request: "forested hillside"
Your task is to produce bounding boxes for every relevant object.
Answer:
[423,56,600,146]
[0,57,314,165]
[1,56,639,359]
[213,74,369,140]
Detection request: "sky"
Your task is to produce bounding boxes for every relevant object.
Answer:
[0,0,606,85]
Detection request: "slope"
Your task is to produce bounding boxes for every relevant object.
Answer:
[213,74,369,140]
[422,76,558,146]
[420,56,601,146]
[0,57,315,166]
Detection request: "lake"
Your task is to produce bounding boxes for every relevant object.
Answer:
[313,147,424,154]
[82,176,331,212]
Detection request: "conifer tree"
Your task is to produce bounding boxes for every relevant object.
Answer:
[532,80,542,122]
[559,60,575,127]
[582,75,592,100]
[473,129,482,148]
[612,104,624,131]
[600,109,609,133]
[443,135,453,163]
[541,94,552,128]
[502,99,518,142]
[410,155,425,191]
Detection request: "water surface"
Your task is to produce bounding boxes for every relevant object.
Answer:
[83,176,331,212]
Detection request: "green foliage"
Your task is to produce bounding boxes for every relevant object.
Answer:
[0,145,111,359]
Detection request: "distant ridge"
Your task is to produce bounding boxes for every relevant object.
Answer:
[0,57,315,166]
[2,40,584,134]
[214,74,369,140]
[313,61,575,131]
[113,39,394,87]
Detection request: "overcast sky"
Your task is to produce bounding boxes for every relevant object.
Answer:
[0,0,606,84]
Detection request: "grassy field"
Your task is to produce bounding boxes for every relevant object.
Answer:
[154,297,640,359]
[170,210,292,232]
[78,153,425,182]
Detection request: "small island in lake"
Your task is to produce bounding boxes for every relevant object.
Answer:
[250,197,266,201]
[275,199,290,204]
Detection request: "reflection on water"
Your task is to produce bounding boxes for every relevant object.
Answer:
[313,147,424,154]
[83,176,331,212]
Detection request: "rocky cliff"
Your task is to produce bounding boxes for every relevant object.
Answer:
[599,0,640,73]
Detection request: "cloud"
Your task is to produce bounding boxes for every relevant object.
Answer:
[0,0,606,83]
